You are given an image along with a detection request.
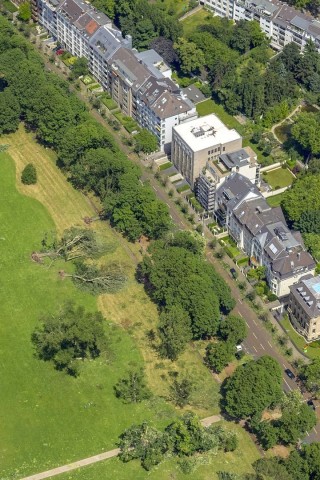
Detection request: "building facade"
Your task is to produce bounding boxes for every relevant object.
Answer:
[215,173,316,297]
[288,274,320,342]
[35,0,196,152]
[196,146,260,214]
[200,0,320,52]
[171,114,242,188]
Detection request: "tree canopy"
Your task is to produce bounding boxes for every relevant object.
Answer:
[32,302,108,376]
[223,356,283,418]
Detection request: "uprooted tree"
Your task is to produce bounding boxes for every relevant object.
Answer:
[32,227,114,262]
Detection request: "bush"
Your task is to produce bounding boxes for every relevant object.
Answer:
[21,163,37,185]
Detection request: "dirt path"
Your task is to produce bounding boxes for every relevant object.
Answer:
[19,415,222,480]
[271,103,302,143]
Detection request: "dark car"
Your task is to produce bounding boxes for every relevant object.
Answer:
[285,368,295,380]
[230,268,238,279]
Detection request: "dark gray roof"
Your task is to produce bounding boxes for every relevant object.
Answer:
[220,149,250,169]
[218,172,260,211]
[290,274,320,318]
[273,249,315,278]
[89,26,125,61]
[150,91,191,119]
[110,47,151,92]
[182,85,206,104]
[60,0,89,22]
[135,49,170,80]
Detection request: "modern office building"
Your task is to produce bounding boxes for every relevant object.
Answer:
[171,114,242,188]
[288,274,320,341]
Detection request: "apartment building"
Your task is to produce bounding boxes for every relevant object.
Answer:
[215,173,316,297]
[288,274,320,342]
[196,146,260,213]
[35,0,196,151]
[200,0,320,52]
[171,114,242,188]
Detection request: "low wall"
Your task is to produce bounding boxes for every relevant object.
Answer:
[262,186,289,198]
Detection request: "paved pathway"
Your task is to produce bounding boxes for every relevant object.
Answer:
[271,103,302,143]
[20,416,222,480]
[179,4,202,21]
[20,449,120,480]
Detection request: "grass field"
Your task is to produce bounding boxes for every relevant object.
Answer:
[197,99,243,132]
[182,8,213,37]
[280,316,320,360]
[262,168,294,189]
[151,0,190,17]
[266,193,285,208]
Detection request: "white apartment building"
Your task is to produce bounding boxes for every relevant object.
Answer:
[171,114,242,188]
[35,0,197,151]
[196,146,260,213]
[215,173,316,297]
[200,0,320,52]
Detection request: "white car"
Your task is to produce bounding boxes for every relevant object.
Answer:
[236,345,243,352]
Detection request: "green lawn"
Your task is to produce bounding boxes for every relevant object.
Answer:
[280,316,320,360]
[55,422,260,480]
[196,99,243,132]
[262,168,294,189]
[0,155,175,479]
[2,0,18,12]
[266,193,285,208]
[181,8,213,37]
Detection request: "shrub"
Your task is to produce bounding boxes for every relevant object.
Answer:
[21,163,37,185]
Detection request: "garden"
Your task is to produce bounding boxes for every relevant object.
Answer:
[262,167,294,190]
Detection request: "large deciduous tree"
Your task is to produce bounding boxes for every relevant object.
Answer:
[158,305,192,361]
[114,370,151,403]
[223,356,282,418]
[0,87,20,134]
[32,302,108,376]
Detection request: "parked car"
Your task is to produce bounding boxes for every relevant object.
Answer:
[236,344,243,352]
[56,49,64,55]
[230,268,238,279]
[285,368,295,380]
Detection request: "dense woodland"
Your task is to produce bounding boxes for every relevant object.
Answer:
[0,15,171,241]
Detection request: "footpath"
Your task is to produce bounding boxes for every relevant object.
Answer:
[20,416,222,480]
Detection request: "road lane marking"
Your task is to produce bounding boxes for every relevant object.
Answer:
[314,427,318,434]
[268,341,273,348]
[252,318,257,325]
[260,343,265,350]
[283,363,287,368]
[283,378,292,391]
[238,312,243,317]
[253,346,258,352]
[166,203,170,207]
[238,299,242,304]
[253,333,258,339]
[152,186,157,191]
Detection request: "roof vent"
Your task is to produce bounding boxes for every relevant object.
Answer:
[307,300,314,307]
[297,287,303,292]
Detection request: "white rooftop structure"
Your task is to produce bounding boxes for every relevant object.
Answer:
[173,114,241,152]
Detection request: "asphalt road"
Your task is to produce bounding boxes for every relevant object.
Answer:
[39,44,320,443]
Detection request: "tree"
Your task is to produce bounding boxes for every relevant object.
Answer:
[69,57,88,80]
[114,369,151,403]
[219,315,247,344]
[223,356,282,419]
[174,38,205,74]
[18,1,31,21]
[291,112,320,155]
[68,260,127,294]
[158,305,193,360]
[31,302,108,376]
[231,20,266,53]
[276,392,316,445]
[118,422,168,470]
[150,37,179,66]
[300,358,320,396]
[133,129,158,154]
[253,458,293,480]
[0,87,20,134]
[21,163,37,185]
[133,18,157,50]
[282,173,320,226]
[205,341,234,373]
[170,378,194,407]
[91,0,115,18]
[35,227,113,262]
[295,210,320,234]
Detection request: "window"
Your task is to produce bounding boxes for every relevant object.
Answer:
[223,147,226,151]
